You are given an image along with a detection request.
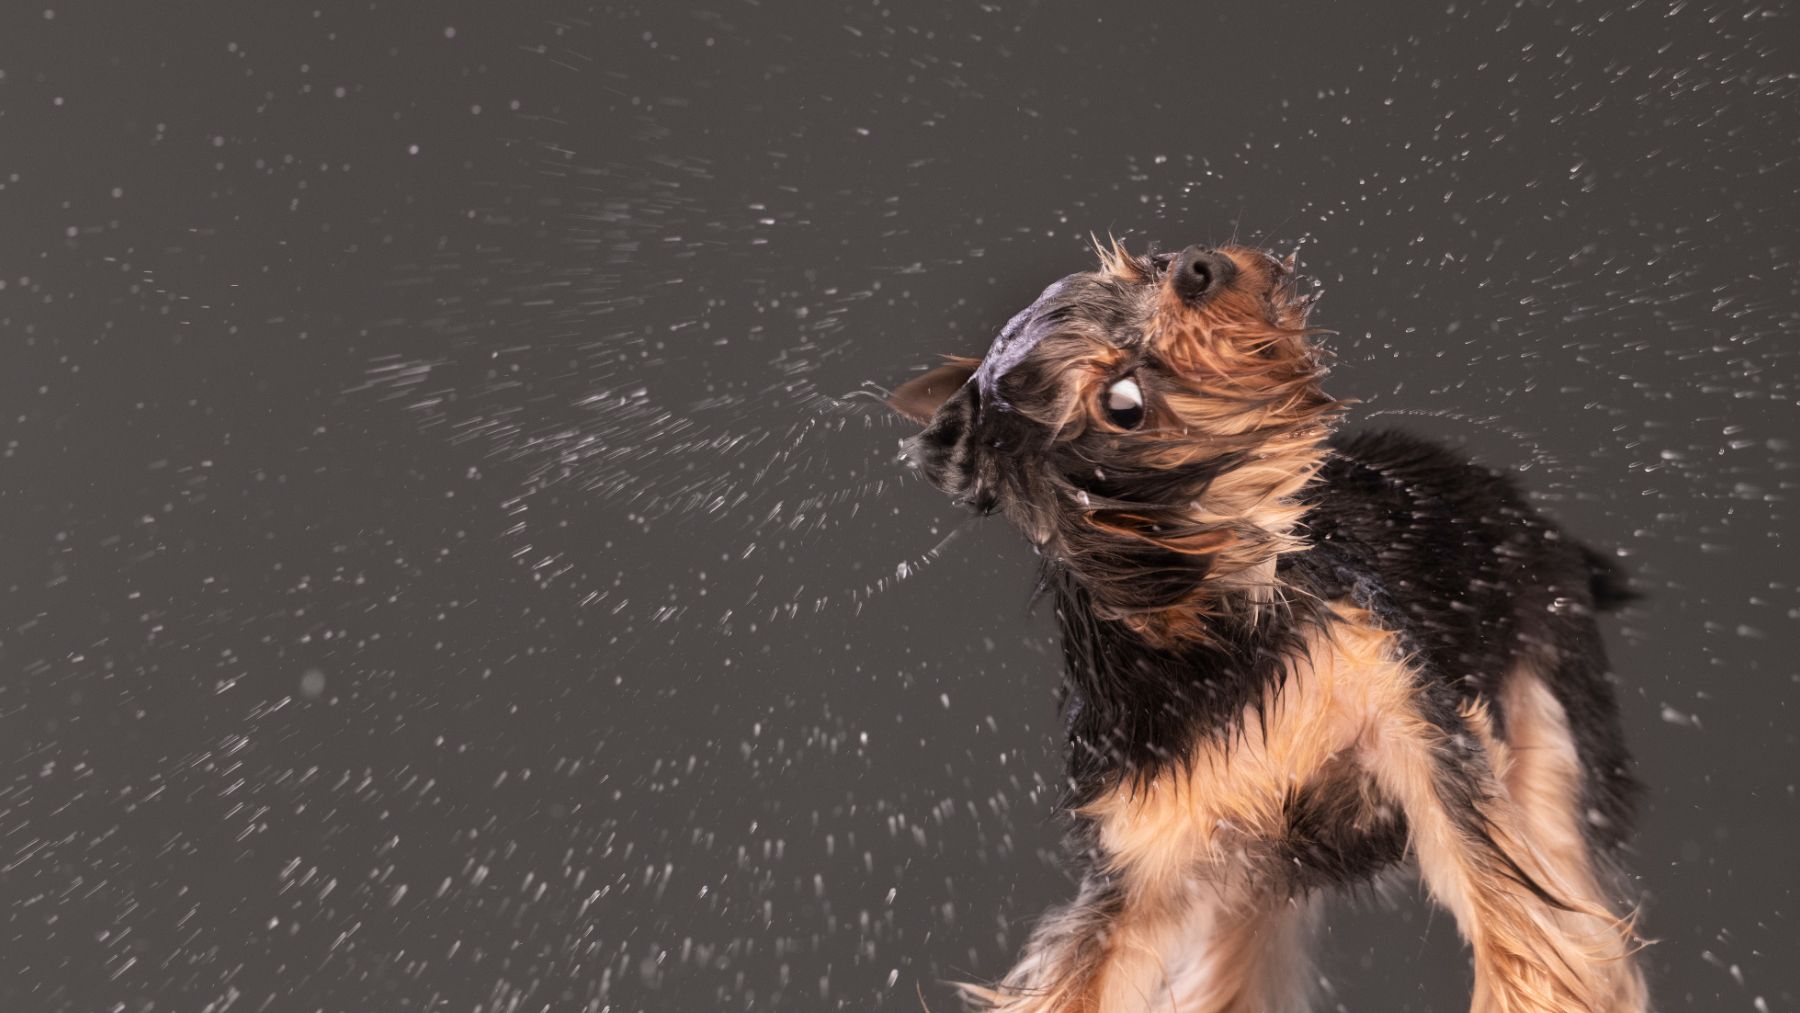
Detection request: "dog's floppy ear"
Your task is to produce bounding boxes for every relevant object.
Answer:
[887,356,979,424]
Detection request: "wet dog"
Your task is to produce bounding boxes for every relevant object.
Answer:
[889,240,1647,1012]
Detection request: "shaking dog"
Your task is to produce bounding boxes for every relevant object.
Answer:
[889,240,1647,1012]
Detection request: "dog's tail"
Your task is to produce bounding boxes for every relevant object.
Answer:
[1582,545,1639,612]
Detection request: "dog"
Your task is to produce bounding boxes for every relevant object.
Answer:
[888,240,1648,1012]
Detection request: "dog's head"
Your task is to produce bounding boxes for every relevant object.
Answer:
[890,240,1340,644]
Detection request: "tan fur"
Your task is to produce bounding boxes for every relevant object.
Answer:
[958,877,1127,1012]
[1081,608,1407,881]
[1491,669,1649,1011]
[962,885,1319,1013]
[1093,233,1151,284]
[1164,896,1321,1013]
[968,607,1647,1012]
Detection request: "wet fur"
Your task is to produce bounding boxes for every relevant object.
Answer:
[892,241,1648,1011]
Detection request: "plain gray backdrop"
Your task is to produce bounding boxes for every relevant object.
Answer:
[1,2,1795,1010]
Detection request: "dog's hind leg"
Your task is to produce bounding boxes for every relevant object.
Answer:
[1359,677,1642,1013]
[1492,668,1648,1012]
[1309,607,1636,1011]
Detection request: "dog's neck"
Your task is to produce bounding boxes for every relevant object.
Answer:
[1047,426,1333,649]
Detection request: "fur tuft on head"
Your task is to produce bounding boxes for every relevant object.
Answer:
[1091,232,1151,285]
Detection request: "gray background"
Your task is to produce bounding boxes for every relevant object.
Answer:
[1,2,1795,1010]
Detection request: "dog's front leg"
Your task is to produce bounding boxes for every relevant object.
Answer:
[959,867,1186,1012]
[962,864,1315,1013]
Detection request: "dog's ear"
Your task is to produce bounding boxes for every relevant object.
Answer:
[887,357,979,424]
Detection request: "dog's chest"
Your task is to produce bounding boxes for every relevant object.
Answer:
[1077,607,1415,891]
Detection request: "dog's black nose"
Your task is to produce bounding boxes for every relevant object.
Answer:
[1169,245,1235,304]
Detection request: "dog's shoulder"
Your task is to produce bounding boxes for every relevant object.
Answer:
[1294,428,1557,690]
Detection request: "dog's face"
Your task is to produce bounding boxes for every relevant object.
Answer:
[891,242,1339,643]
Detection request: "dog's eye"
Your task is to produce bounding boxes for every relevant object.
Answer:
[1102,377,1145,429]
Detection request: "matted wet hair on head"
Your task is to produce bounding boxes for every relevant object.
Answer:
[1035,239,1343,645]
